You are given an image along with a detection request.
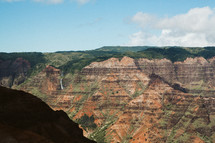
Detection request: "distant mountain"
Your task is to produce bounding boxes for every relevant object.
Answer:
[95,46,153,52]
[0,86,95,143]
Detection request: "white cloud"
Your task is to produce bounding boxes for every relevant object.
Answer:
[131,12,156,29]
[128,7,215,47]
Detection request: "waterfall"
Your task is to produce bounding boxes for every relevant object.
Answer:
[60,72,64,90]
[60,78,64,90]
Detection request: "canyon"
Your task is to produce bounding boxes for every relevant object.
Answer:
[0,47,215,142]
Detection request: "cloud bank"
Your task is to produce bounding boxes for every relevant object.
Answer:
[128,7,215,47]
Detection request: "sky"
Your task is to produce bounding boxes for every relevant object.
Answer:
[1,0,215,52]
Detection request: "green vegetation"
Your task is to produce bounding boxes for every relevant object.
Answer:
[95,46,153,52]
[77,114,97,130]
[31,87,47,101]
[2,46,215,76]
[0,52,46,67]
[197,47,215,59]
[44,52,85,67]
[139,47,194,62]
[59,55,113,74]
[0,52,47,78]
[133,82,146,98]
[193,118,207,128]
[137,46,215,62]
[89,120,114,143]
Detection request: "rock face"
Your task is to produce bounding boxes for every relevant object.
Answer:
[105,74,214,143]
[2,56,215,142]
[137,57,215,87]
[0,86,95,143]
[74,57,215,142]
[0,58,31,87]
[20,65,62,102]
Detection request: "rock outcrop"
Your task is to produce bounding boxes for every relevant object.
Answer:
[0,86,95,143]
[137,57,215,88]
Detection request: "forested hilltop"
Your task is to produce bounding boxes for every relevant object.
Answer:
[1,46,215,76]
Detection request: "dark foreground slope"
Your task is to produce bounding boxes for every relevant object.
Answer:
[0,86,95,143]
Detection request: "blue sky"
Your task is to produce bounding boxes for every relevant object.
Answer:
[1,0,215,52]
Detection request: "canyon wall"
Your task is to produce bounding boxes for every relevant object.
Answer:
[78,57,215,142]
[1,56,215,142]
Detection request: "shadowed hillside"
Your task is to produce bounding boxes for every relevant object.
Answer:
[0,86,96,143]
